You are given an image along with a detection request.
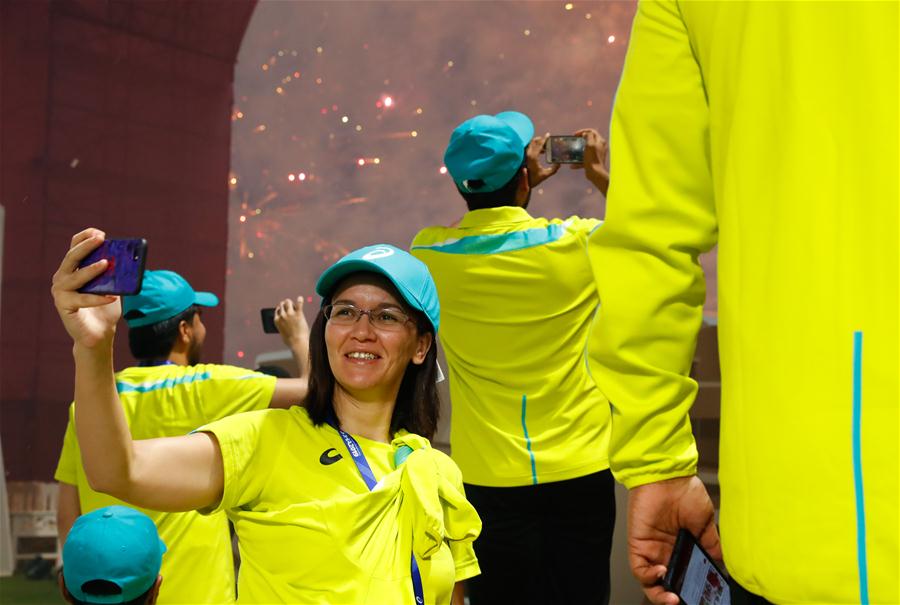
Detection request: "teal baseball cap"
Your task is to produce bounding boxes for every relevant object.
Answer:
[122,270,219,328]
[315,244,440,332]
[444,111,535,193]
[62,506,166,604]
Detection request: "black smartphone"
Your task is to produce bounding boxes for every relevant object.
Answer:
[663,529,731,605]
[545,135,585,164]
[260,308,278,333]
[77,238,148,296]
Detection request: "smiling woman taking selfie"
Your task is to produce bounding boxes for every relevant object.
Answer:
[52,228,481,605]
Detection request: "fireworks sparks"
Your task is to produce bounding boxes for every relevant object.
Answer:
[225,1,636,364]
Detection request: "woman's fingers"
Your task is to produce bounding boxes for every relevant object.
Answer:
[64,293,119,310]
[52,258,108,298]
[69,227,105,250]
[58,232,105,275]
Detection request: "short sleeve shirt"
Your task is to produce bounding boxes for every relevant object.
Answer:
[55,364,276,604]
[199,406,480,605]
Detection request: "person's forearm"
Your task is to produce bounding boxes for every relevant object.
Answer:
[56,483,80,547]
[72,342,135,498]
[451,582,466,605]
[588,170,609,196]
[288,338,309,378]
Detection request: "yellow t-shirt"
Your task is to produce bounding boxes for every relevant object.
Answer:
[55,364,277,604]
[199,406,481,605]
[412,206,611,487]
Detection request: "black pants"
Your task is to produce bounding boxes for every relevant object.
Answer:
[464,470,615,605]
[731,580,775,605]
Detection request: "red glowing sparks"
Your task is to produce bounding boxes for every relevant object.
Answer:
[383,96,394,107]
[237,350,245,359]
[357,158,366,166]
[288,174,296,182]
[439,166,448,175]
[298,172,307,181]
[239,215,247,222]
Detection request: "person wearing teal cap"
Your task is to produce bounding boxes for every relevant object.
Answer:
[411,111,614,604]
[51,231,481,605]
[121,270,219,328]
[54,257,312,604]
[59,506,165,605]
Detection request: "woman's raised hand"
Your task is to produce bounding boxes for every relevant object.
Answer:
[51,228,122,350]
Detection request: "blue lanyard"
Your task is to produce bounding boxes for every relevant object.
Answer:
[328,419,425,605]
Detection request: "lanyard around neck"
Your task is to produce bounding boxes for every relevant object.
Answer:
[138,360,176,367]
[327,418,425,605]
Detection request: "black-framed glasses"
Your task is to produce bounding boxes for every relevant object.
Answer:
[323,303,412,331]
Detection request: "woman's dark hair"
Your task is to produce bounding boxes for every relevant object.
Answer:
[126,305,198,361]
[458,158,526,211]
[304,295,441,440]
[68,579,153,605]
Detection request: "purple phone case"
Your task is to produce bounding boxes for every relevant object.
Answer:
[78,238,148,295]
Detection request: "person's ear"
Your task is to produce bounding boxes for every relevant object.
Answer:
[58,570,74,604]
[411,332,433,365]
[178,319,193,345]
[145,576,163,605]
[515,167,531,204]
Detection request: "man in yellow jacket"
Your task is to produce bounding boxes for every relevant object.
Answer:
[589,1,898,604]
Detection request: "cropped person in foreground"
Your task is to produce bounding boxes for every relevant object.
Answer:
[588,1,898,603]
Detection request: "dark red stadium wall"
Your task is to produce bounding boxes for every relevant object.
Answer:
[0,0,257,481]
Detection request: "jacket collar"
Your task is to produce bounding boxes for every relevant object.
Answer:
[458,206,532,228]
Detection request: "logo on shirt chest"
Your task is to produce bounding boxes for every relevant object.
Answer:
[319,447,344,466]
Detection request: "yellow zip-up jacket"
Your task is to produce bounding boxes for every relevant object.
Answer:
[588,1,898,603]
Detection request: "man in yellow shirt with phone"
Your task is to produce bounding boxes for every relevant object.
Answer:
[55,269,310,604]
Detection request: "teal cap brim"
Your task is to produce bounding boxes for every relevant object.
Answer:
[317,260,423,316]
[193,291,219,307]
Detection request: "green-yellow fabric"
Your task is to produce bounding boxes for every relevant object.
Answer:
[55,364,276,604]
[588,1,898,602]
[199,406,481,605]
[412,206,610,487]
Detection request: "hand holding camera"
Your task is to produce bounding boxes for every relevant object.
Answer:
[534,129,610,196]
[261,298,310,347]
[573,128,610,195]
[526,133,562,188]
[261,297,311,378]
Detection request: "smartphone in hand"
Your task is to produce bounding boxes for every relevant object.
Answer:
[545,135,585,164]
[260,308,278,334]
[663,529,731,605]
[77,238,148,296]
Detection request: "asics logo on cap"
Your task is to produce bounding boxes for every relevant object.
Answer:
[362,247,395,261]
